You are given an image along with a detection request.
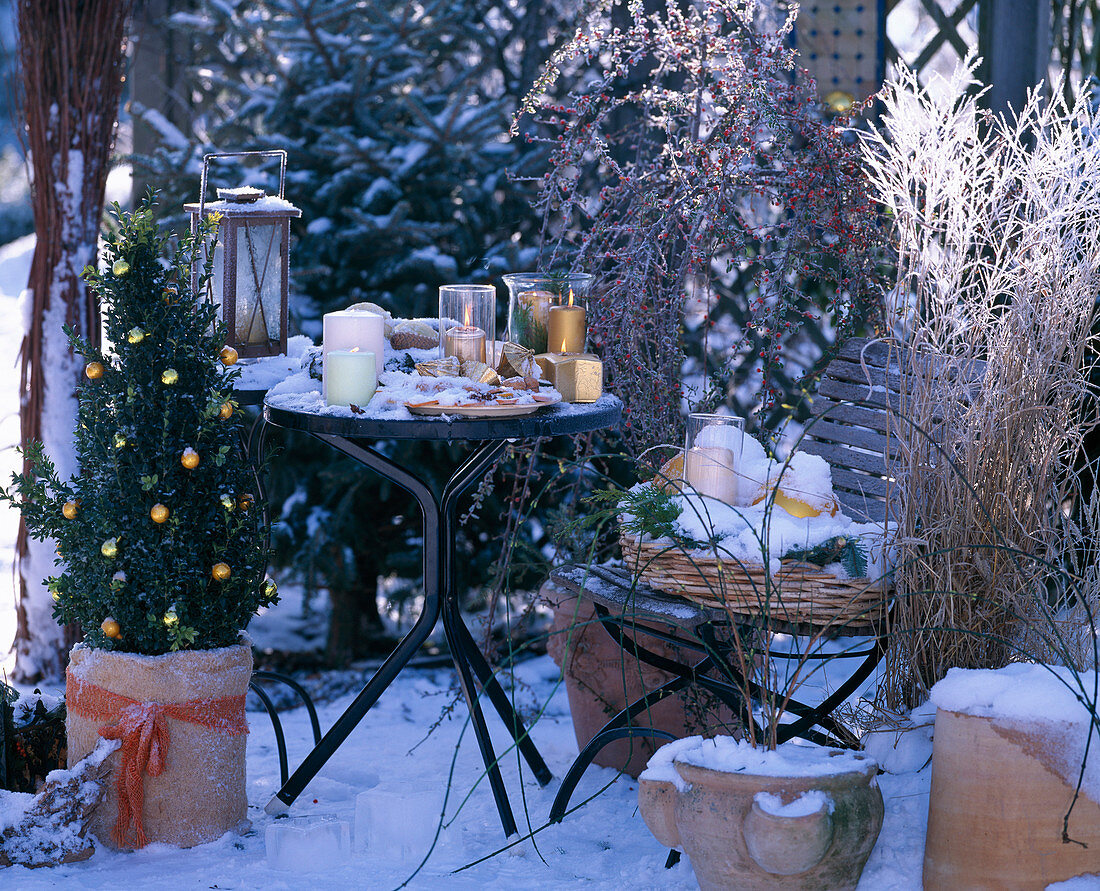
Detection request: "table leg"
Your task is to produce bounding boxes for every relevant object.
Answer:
[439,441,528,837]
[439,442,553,786]
[264,434,443,815]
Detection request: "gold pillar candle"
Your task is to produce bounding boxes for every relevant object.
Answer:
[535,352,603,403]
[547,303,586,354]
[443,325,487,364]
[684,446,738,503]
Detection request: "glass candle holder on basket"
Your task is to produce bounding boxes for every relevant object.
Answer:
[502,273,592,354]
[439,284,497,367]
[683,413,746,504]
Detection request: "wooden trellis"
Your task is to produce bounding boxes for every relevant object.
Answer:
[794,0,1047,114]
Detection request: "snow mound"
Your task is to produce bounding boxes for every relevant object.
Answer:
[640,736,877,792]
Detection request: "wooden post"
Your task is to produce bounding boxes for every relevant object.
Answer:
[980,0,1050,118]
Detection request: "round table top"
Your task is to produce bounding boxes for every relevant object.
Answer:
[263,394,622,441]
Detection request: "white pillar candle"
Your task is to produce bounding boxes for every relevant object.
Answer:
[684,446,738,503]
[323,310,386,369]
[324,349,377,407]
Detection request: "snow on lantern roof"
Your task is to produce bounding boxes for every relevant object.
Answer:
[184,193,301,217]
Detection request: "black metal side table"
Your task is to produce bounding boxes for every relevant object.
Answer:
[261,394,622,837]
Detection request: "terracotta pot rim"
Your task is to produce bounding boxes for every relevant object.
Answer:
[70,640,252,663]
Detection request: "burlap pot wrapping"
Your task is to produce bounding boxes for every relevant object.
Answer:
[66,642,252,850]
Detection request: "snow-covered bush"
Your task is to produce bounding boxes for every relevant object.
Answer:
[515,0,885,453]
[862,61,1100,705]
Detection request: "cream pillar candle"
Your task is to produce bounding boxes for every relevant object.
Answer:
[324,349,377,407]
[323,310,386,369]
[684,446,738,503]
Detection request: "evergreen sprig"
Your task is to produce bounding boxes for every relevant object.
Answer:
[782,535,869,578]
[2,195,276,655]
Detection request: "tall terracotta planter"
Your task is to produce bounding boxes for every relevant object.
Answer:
[66,643,253,849]
[544,582,739,778]
[924,707,1100,889]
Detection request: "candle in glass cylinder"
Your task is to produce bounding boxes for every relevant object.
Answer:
[443,325,487,363]
[684,446,738,503]
[325,348,377,407]
[547,292,585,354]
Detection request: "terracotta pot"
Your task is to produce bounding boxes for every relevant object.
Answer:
[639,744,883,891]
[66,643,252,849]
[924,708,1100,889]
[544,582,739,777]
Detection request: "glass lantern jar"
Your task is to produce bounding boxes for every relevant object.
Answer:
[683,413,747,504]
[438,284,497,367]
[502,273,592,354]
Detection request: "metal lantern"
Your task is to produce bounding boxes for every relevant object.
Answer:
[185,150,302,358]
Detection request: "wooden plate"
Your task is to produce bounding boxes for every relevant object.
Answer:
[406,393,561,418]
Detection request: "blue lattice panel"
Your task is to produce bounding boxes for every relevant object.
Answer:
[796,0,885,107]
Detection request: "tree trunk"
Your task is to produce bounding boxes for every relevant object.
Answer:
[14,0,132,681]
[324,547,385,667]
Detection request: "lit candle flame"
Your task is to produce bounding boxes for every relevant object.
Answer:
[350,347,360,353]
[567,289,574,307]
[463,302,473,328]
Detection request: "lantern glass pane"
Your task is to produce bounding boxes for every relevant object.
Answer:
[234,220,282,345]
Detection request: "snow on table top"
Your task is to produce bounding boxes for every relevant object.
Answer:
[234,335,315,391]
[640,735,876,791]
[266,367,562,421]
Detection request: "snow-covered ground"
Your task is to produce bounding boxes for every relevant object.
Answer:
[0,649,932,889]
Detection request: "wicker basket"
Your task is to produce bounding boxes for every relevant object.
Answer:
[620,532,889,632]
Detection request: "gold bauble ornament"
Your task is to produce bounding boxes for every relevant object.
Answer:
[101,538,118,559]
[655,453,685,493]
[220,495,236,512]
[211,562,231,581]
[101,618,121,639]
[161,368,179,386]
[824,90,855,115]
[62,500,79,520]
[150,503,169,524]
[181,448,200,470]
[112,259,130,276]
[219,402,234,420]
[127,327,146,344]
[238,493,254,512]
[110,571,126,590]
[219,346,239,366]
[262,579,278,601]
[114,433,127,449]
[85,361,104,380]
[751,488,840,520]
[163,610,178,627]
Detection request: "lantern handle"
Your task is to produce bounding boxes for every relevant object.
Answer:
[198,150,288,216]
